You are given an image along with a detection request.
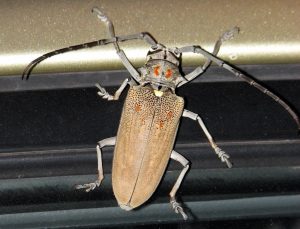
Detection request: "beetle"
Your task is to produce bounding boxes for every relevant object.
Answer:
[22,7,300,220]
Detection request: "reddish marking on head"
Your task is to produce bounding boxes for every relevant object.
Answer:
[167,111,173,120]
[154,66,160,77]
[135,104,142,112]
[165,69,173,79]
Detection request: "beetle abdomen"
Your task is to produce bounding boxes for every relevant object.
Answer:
[112,85,184,209]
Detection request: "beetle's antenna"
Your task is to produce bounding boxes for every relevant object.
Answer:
[228,67,300,131]
[22,8,116,80]
[22,8,123,80]
[21,38,115,80]
[176,26,239,88]
[177,46,300,130]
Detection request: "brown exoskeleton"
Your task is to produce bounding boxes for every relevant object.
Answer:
[22,7,300,220]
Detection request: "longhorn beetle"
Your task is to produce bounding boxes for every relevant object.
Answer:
[22,7,300,220]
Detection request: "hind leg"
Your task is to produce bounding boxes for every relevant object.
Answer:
[169,150,190,220]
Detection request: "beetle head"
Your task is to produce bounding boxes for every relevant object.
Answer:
[139,44,182,93]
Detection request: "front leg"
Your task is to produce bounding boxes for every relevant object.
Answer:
[93,8,158,83]
[176,26,239,87]
[182,109,232,168]
[96,78,129,101]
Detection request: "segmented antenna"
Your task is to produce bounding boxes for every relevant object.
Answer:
[22,39,113,80]
[22,7,119,80]
[235,70,300,131]
[177,45,300,130]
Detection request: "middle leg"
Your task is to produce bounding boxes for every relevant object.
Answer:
[76,136,116,192]
[182,109,232,168]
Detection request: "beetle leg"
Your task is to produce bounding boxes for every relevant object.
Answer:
[202,26,239,70]
[92,7,158,84]
[176,46,300,130]
[76,137,116,192]
[182,109,232,168]
[177,27,239,87]
[96,78,129,101]
[169,150,190,220]
[23,8,158,82]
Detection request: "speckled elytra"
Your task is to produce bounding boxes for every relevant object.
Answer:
[22,7,300,220]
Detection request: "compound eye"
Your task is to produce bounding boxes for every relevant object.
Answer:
[153,66,160,77]
[165,69,173,79]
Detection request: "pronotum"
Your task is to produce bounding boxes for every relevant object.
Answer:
[22,7,300,220]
